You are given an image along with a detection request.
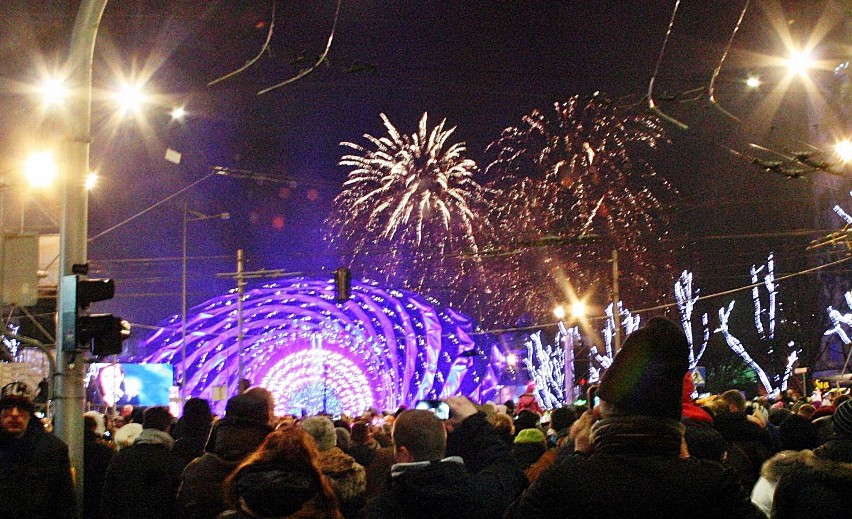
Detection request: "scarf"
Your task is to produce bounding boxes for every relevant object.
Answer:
[591,415,684,457]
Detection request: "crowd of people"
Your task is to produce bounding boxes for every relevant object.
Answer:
[1,317,851,518]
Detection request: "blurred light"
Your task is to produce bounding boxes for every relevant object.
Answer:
[115,83,146,115]
[570,300,587,320]
[746,76,761,88]
[86,172,98,190]
[39,77,68,106]
[787,50,813,76]
[170,106,186,121]
[506,352,518,367]
[553,305,566,320]
[836,140,852,163]
[23,151,58,188]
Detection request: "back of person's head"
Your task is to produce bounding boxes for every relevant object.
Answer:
[597,318,690,421]
[242,387,275,417]
[350,421,371,444]
[301,416,337,451]
[143,406,173,432]
[335,426,351,450]
[549,406,575,432]
[832,399,852,436]
[84,414,99,434]
[181,397,213,430]
[514,409,540,432]
[84,410,106,436]
[225,426,340,518]
[130,406,146,424]
[797,403,816,420]
[720,389,747,414]
[392,409,446,462]
[832,393,851,408]
[225,391,272,426]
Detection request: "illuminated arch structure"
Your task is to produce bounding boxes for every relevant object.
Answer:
[143,277,499,416]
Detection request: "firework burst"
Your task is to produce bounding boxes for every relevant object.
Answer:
[482,93,677,325]
[327,113,491,294]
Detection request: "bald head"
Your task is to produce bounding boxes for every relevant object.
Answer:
[393,409,446,462]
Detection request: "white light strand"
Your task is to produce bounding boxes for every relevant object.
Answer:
[675,270,710,368]
[824,290,852,345]
[716,301,777,396]
[523,330,565,409]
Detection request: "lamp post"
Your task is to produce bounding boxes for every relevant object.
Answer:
[181,202,229,402]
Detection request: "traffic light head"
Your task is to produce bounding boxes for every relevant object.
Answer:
[77,278,115,309]
[79,314,131,357]
[334,267,351,302]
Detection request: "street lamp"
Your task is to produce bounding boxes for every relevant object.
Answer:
[181,202,229,402]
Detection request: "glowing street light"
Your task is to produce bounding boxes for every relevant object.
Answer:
[115,82,146,116]
[786,50,814,76]
[38,76,69,106]
[746,76,761,88]
[835,140,852,164]
[85,172,98,190]
[170,106,186,121]
[570,300,587,320]
[23,151,58,188]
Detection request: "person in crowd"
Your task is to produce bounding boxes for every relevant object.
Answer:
[681,373,727,462]
[101,406,184,519]
[113,405,144,450]
[0,381,75,518]
[361,397,526,518]
[177,390,274,519]
[513,409,540,437]
[813,398,852,463]
[336,425,352,452]
[302,416,367,517]
[84,412,115,519]
[219,426,343,519]
[714,389,776,490]
[349,420,395,498]
[763,448,852,517]
[749,450,802,517]
[812,393,850,444]
[490,411,515,446]
[506,318,762,518]
[545,406,576,448]
[515,383,543,416]
[776,402,818,451]
[242,386,276,426]
[513,427,547,476]
[171,397,214,467]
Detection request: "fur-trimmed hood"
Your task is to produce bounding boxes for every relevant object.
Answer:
[761,449,852,483]
[316,446,366,503]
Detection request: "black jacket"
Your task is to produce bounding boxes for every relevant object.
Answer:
[0,419,76,519]
[714,411,775,490]
[177,418,271,519]
[772,450,852,519]
[506,416,763,519]
[101,429,184,519]
[361,413,526,519]
[84,429,116,519]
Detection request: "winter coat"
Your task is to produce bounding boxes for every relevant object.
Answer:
[172,430,210,468]
[177,418,272,519]
[317,446,367,518]
[0,418,76,519]
[362,413,526,519]
[772,450,852,518]
[505,416,764,519]
[714,411,776,490]
[749,450,804,517]
[100,428,184,519]
[813,435,852,463]
[84,429,116,519]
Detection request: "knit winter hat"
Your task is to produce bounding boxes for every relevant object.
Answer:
[598,317,690,421]
[514,427,546,446]
[225,392,271,426]
[0,381,35,413]
[832,399,852,436]
[301,416,336,451]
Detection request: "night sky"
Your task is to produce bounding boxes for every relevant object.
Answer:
[1,1,849,371]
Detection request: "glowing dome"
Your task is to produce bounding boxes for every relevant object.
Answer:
[143,277,498,415]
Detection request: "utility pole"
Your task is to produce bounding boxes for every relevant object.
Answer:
[55,1,108,515]
[612,248,622,354]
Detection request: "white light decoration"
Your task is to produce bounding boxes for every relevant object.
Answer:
[824,290,852,346]
[675,270,710,369]
[591,302,639,382]
[750,254,776,340]
[716,301,777,395]
[523,325,571,409]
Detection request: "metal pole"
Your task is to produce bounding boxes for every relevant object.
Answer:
[236,249,245,393]
[56,2,108,516]
[612,248,622,354]
[180,203,188,402]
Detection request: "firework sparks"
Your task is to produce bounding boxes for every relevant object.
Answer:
[327,113,490,294]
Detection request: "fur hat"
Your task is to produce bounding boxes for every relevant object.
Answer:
[0,381,35,413]
[598,317,690,421]
[225,392,271,426]
[301,416,336,451]
[833,399,852,436]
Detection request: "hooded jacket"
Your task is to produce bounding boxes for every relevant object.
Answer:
[176,418,272,519]
[771,449,852,518]
[506,416,763,519]
[317,446,367,518]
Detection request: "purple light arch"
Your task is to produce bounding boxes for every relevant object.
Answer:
[143,277,499,415]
